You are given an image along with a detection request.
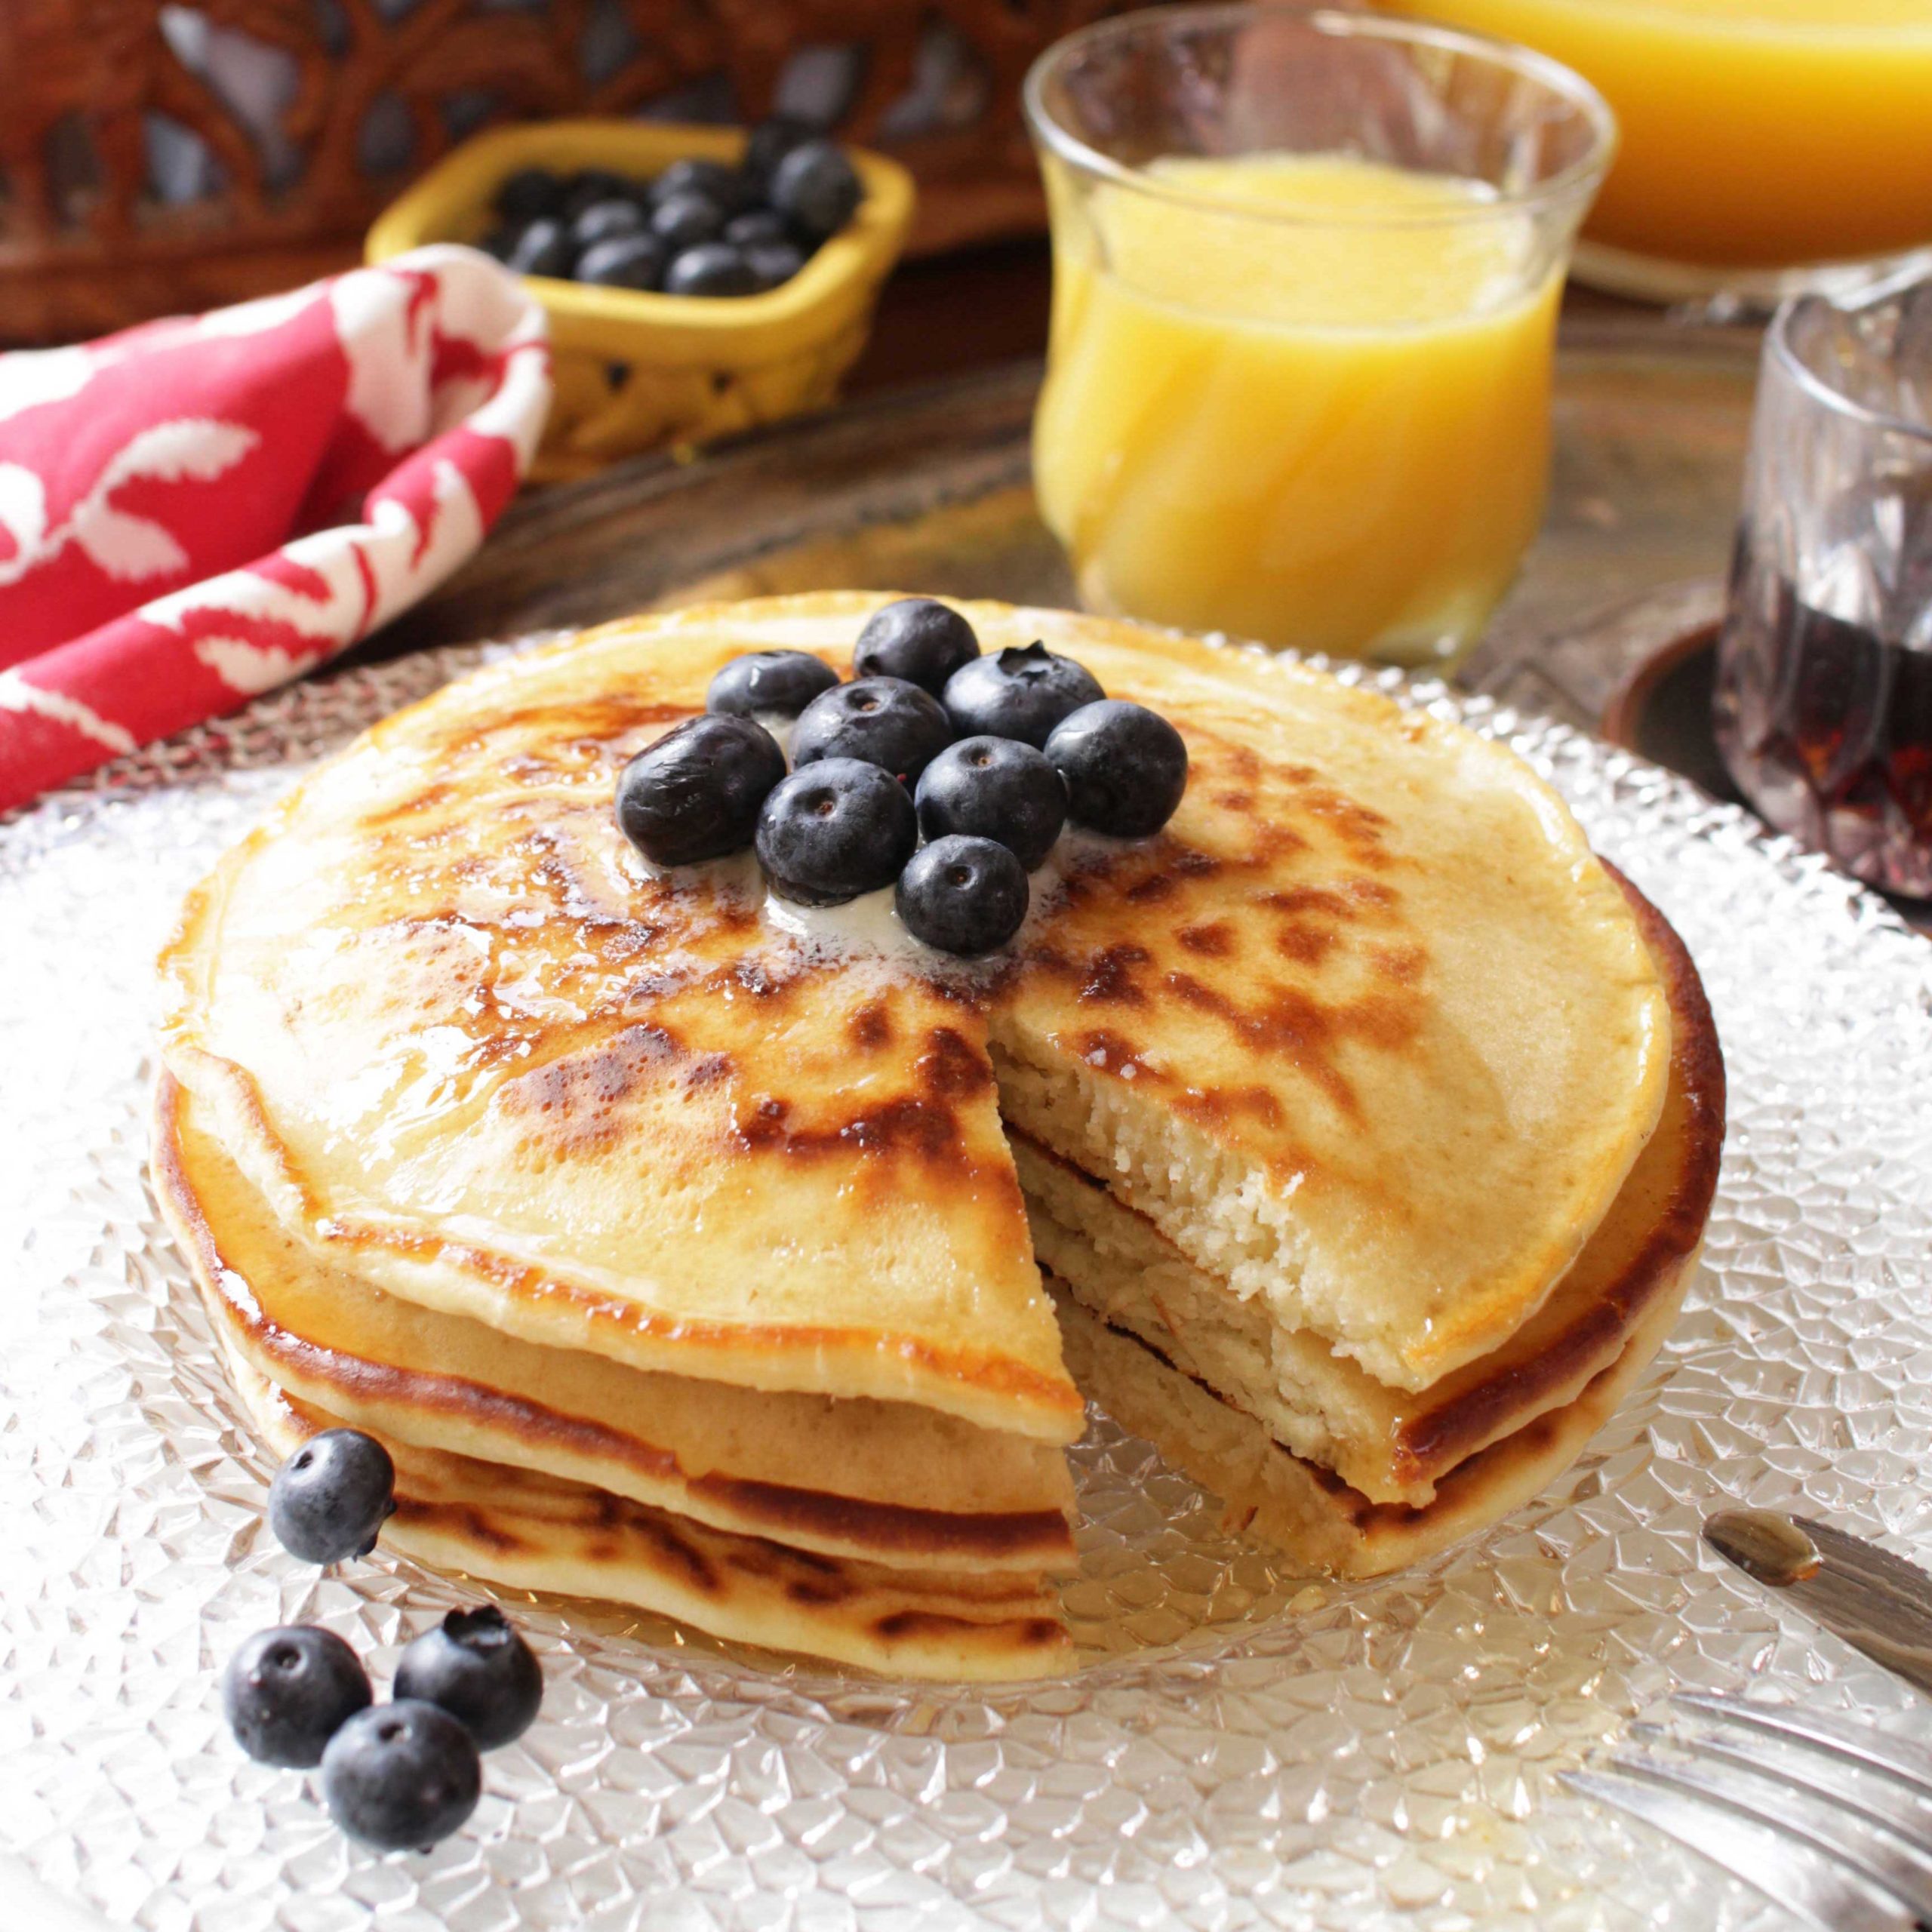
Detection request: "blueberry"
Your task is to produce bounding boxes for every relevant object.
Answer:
[395,1604,542,1752]
[223,1626,371,1768]
[744,241,805,291]
[915,737,1066,871]
[706,648,838,720]
[616,713,785,866]
[755,758,918,906]
[743,115,817,186]
[560,168,631,221]
[941,641,1104,749]
[321,1701,481,1853]
[269,1428,396,1564]
[724,207,791,248]
[1045,700,1189,838]
[854,598,981,696]
[791,677,953,785]
[652,157,751,213]
[575,234,666,291]
[571,195,646,250]
[651,190,726,254]
[770,140,863,240]
[494,167,563,223]
[503,218,574,279]
[663,242,761,297]
[895,835,1029,956]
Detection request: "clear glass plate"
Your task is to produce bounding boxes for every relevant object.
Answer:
[4,634,1930,1932]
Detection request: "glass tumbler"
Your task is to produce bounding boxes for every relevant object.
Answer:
[1714,284,1932,898]
[1023,5,1614,667]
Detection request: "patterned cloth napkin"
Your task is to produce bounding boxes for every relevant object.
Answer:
[0,245,550,814]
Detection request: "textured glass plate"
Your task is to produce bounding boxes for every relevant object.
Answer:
[5,635,1932,1932]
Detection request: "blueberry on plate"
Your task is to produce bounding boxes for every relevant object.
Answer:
[791,676,953,785]
[756,758,918,906]
[724,207,790,249]
[744,241,805,291]
[503,218,574,279]
[663,242,761,297]
[896,835,1029,957]
[651,190,726,254]
[269,1427,396,1564]
[321,1701,481,1853]
[915,737,1066,872]
[1046,700,1189,838]
[706,648,838,720]
[571,195,646,250]
[652,157,750,214]
[941,641,1104,749]
[395,1604,542,1752]
[575,233,666,291]
[770,140,863,241]
[494,167,563,223]
[223,1626,371,1768]
[854,598,981,696]
[743,115,817,186]
[616,713,785,866]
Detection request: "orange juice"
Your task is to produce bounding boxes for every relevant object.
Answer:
[1032,155,1560,663]
[1379,0,1932,271]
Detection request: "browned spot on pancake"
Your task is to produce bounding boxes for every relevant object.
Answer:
[1171,1084,1286,1130]
[1370,943,1426,984]
[872,1610,1060,1648]
[1177,922,1233,958]
[1079,943,1151,1006]
[1274,924,1337,968]
[502,1023,685,1152]
[429,696,691,768]
[849,996,894,1051]
[360,781,457,829]
[682,1051,732,1093]
[915,1026,994,1099]
[1124,875,1177,905]
[1073,1029,1160,1081]
[1213,791,1254,812]
[391,1496,529,1554]
[732,1091,969,1168]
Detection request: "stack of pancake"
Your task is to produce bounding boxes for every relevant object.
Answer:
[155,594,1721,1678]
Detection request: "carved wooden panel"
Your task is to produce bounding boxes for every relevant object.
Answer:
[0,0,1140,344]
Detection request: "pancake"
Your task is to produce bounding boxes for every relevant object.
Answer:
[155,591,1715,1674]
[225,1355,1070,1682]
[154,1070,1077,1572]
[1019,873,1724,1510]
[160,595,1667,1420]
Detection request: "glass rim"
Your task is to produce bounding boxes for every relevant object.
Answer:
[1768,288,1932,448]
[1022,2,1619,231]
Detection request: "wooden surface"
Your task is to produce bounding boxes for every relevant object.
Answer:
[386,303,1761,746]
[0,2,1125,345]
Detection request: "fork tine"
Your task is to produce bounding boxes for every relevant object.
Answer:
[1564,1769,1916,1932]
[1675,1694,1932,1803]
[1639,1718,1932,1855]
[1604,1746,1932,1926]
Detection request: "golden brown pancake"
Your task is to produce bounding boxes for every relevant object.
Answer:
[154,592,1713,1674]
[153,1070,1077,1572]
[226,1356,1070,1682]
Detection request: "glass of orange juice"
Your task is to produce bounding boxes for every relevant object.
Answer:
[1023,5,1614,666]
[1376,0,1932,307]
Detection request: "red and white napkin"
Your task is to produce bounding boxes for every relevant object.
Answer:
[0,245,551,814]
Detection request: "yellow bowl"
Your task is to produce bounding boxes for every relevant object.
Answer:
[367,121,915,482]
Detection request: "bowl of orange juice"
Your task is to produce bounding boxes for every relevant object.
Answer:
[1375,0,1932,305]
[1023,5,1614,666]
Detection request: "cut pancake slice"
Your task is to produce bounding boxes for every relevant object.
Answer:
[1033,872,1722,1571]
[155,1069,1075,1575]
[1051,1269,1690,1580]
[1017,874,1724,1512]
[226,1353,1070,1683]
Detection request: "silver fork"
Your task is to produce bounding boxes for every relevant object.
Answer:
[1565,1693,1932,1931]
